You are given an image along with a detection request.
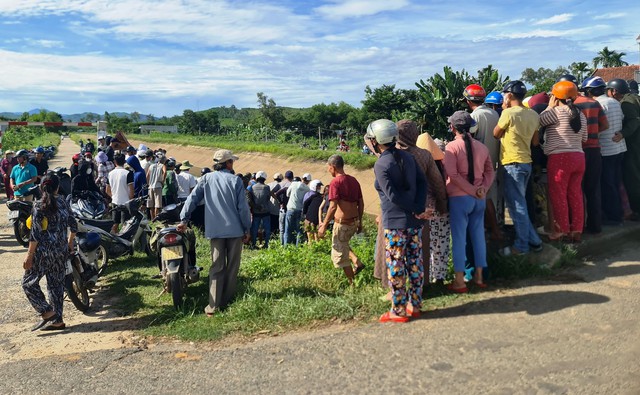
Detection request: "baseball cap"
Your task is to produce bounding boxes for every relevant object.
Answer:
[213,149,239,163]
[273,172,283,180]
[285,170,294,179]
[256,170,267,180]
[447,111,476,132]
[302,173,312,181]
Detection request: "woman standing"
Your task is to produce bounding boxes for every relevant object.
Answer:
[1,150,17,200]
[539,81,588,242]
[444,111,494,292]
[366,119,427,323]
[22,173,77,331]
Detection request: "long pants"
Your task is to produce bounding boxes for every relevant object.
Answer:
[504,163,542,252]
[3,178,14,200]
[250,214,271,248]
[284,209,302,246]
[622,149,640,214]
[548,152,586,234]
[428,214,450,282]
[205,237,243,314]
[601,153,624,223]
[449,196,487,273]
[279,210,287,245]
[22,262,66,324]
[385,227,423,316]
[583,147,602,233]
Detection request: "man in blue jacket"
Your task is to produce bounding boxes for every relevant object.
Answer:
[179,149,251,317]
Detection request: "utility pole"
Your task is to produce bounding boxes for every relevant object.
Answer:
[318,127,321,147]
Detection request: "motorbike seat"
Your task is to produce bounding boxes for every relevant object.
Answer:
[79,218,114,232]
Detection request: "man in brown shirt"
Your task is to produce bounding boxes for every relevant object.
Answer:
[318,154,365,284]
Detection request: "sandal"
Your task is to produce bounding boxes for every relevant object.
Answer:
[379,311,409,323]
[446,284,468,294]
[353,264,365,276]
[31,312,57,331]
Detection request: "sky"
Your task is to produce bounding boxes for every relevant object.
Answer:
[0,0,638,117]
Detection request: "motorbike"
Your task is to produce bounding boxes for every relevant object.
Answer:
[75,196,151,264]
[64,231,103,312]
[6,185,42,247]
[150,203,201,309]
[69,190,108,219]
[49,167,71,197]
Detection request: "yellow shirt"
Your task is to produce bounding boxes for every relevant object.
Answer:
[497,106,539,164]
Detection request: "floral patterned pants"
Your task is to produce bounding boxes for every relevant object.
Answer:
[385,227,424,316]
[22,259,66,324]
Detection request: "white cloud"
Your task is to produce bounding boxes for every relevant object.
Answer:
[533,13,574,25]
[593,12,625,20]
[315,0,409,20]
[487,18,526,28]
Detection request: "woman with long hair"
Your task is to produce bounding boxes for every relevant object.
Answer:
[444,111,494,292]
[539,81,588,242]
[22,173,77,331]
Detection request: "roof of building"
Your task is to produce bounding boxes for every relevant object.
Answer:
[591,65,640,82]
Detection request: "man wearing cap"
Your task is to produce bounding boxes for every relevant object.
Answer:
[493,81,542,255]
[275,170,294,244]
[268,173,283,236]
[248,170,272,249]
[10,150,38,201]
[97,136,107,152]
[30,147,49,184]
[318,155,365,283]
[1,150,16,200]
[146,151,166,218]
[178,149,251,316]
[176,160,197,203]
[105,138,117,162]
[107,153,134,233]
[284,172,311,246]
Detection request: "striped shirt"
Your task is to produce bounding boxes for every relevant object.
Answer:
[574,96,607,149]
[595,95,626,156]
[539,106,587,156]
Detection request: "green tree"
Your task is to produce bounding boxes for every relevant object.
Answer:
[593,47,628,68]
[360,84,414,124]
[520,66,569,95]
[472,64,509,94]
[569,61,593,82]
[256,92,285,129]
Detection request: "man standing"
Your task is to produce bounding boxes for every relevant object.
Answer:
[318,155,365,284]
[176,160,197,202]
[493,80,542,255]
[582,77,626,225]
[146,152,166,219]
[571,75,608,234]
[607,79,640,220]
[106,154,134,233]
[178,149,251,317]
[10,150,38,201]
[30,147,49,184]
[275,170,293,245]
[284,173,311,246]
[267,173,283,236]
[464,84,501,239]
[97,136,107,152]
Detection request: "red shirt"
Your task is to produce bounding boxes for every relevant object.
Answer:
[574,96,607,149]
[329,174,362,203]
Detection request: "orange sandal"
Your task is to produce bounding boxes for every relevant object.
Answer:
[379,312,409,323]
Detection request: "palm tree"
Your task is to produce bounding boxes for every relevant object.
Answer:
[593,47,629,68]
[569,62,593,81]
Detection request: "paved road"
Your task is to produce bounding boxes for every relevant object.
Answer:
[1,140,639,394]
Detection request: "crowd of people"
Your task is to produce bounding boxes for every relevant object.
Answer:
[13,75,640,329]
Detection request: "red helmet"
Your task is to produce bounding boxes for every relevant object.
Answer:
[463,84,486,102]
[72,153,81,162]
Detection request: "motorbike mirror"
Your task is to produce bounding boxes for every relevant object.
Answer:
[163,204,177,212]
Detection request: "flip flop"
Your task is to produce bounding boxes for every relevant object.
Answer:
[354,265,365,276]
[446,284,468,294]
[471,281,488,289]
[379,311,409,323]
[31,313,57,331]
[41,323,66,331]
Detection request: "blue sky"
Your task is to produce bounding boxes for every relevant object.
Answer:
[0,0,638,117]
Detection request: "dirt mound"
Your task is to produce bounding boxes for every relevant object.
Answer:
[128,138,381,216]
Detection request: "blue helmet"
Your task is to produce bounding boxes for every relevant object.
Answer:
[35,146,45,154]
[580,76,606,91]
[485,91,503,105]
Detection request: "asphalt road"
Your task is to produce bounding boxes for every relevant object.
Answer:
[1,140,639,394]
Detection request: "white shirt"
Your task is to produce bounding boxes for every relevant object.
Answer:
[286,181,310,211]
[596,94,627,156]
[471,105,500,166]
[177,171,197,198]
[108,167,133,205]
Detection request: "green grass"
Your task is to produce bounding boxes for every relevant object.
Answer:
[76,132,377,170]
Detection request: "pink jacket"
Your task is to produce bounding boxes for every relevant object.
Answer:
[444,136,495,198]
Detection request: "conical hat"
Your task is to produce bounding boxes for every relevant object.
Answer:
[416,132,444,161]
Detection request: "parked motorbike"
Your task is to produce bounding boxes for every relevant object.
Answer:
[75,196,151,264]
[65,231,103,312]
[69,190,108,219]
[6,185,42,247]
[150,203,200,309]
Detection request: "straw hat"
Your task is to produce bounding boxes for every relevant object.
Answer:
[415,132,444,161]
[180,160,193,170]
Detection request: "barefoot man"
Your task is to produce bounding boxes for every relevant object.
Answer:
[318,154,365,284]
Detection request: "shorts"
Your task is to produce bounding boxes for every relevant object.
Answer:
[331,222,358,268]
[147,187,163,208]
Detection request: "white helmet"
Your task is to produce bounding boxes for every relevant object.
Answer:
[365,119,398,145]
[255,170,267,180]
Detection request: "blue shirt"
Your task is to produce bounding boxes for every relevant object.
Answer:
[374,147,427,229]
[180,169,251,239]
[10,163,38,196]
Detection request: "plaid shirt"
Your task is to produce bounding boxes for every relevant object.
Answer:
[96,160,115,187]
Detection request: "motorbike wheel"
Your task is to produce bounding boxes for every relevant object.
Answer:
[168,272,183,309]
[65,268,90,312]
[96,245,109,275]
[14,220,30,248]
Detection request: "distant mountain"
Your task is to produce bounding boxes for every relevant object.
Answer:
[0,109,153,123]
